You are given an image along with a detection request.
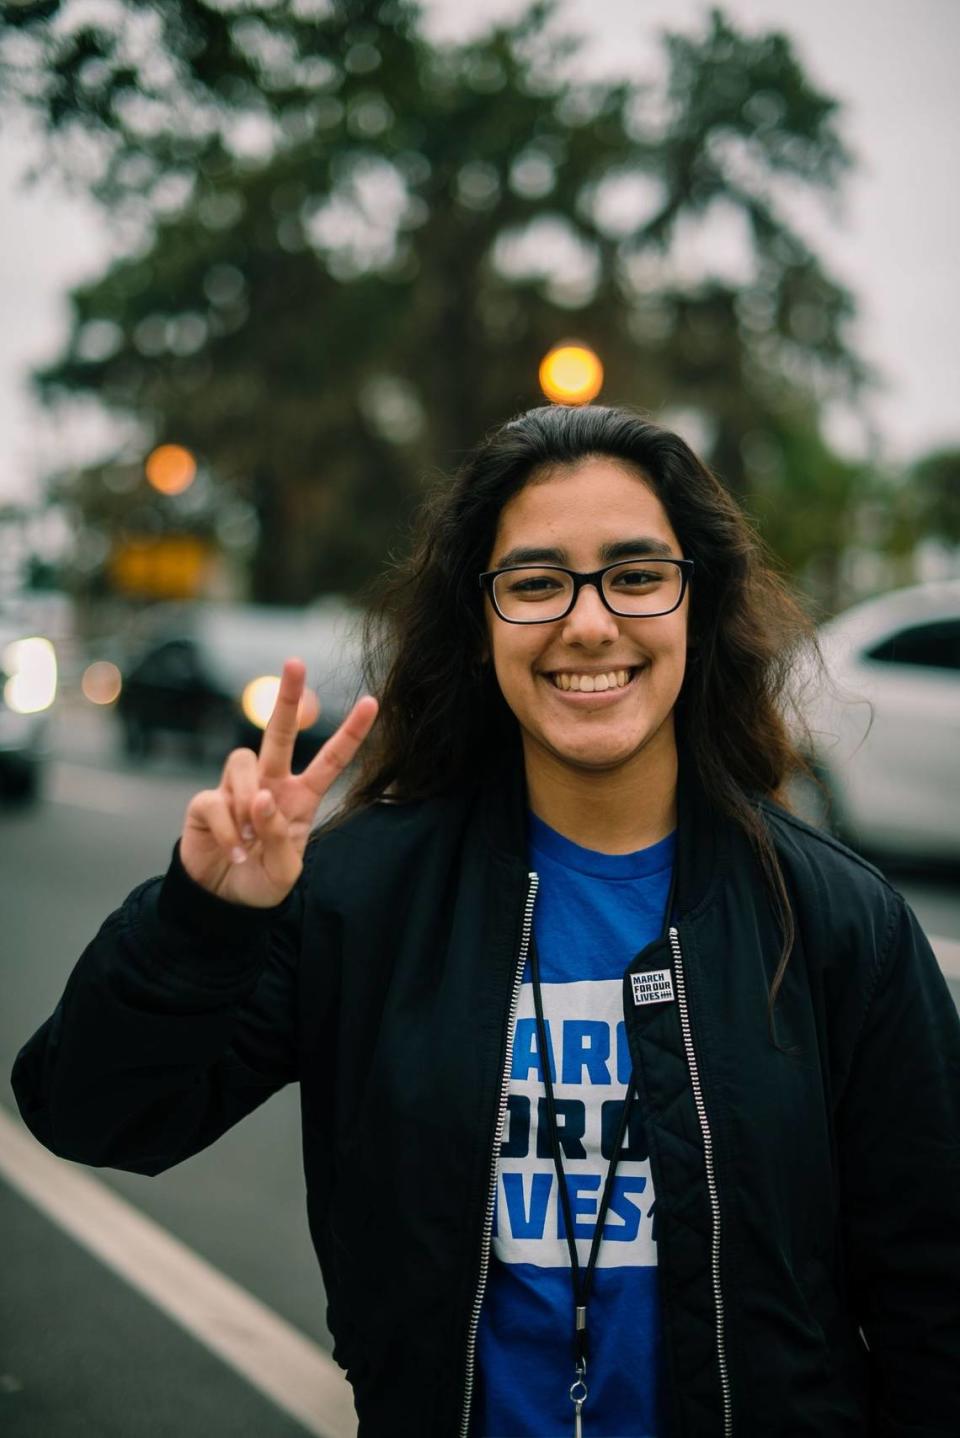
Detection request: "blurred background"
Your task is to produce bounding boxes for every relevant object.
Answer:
[0,2,957,1435]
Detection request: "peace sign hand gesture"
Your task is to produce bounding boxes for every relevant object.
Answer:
[180,658,379,907]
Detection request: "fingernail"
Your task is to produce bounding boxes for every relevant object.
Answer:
[261,797,275,817]
[231,846,247,864]
[241,825,255,842]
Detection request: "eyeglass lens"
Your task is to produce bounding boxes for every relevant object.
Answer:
[493,560,683,620]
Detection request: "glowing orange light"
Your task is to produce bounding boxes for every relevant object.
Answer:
[81,660,123,706]
[538,344,604,405]
[242,676,321,732]
[145,443,197,495]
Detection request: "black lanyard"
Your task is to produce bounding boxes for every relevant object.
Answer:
[527,858,678,1432]
[529,935,635,1383]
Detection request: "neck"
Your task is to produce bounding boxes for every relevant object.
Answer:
[523,722,679,855]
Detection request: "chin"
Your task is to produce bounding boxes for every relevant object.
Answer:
[545,730,655,773]
[537,704,678,769]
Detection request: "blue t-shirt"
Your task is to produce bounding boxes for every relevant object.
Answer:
[473,813,675,1438]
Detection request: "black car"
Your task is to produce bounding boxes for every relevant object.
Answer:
[115,601,364,767]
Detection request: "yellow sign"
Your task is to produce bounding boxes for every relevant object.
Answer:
[109,536,212,599]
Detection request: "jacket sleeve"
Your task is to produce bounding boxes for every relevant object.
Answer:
[836,893,960,1437]
[11,842,309,1176]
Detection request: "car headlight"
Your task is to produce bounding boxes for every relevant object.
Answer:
[3,637,58,714]
[241,675,320,731]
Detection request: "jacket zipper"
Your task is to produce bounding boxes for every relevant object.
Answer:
[669,924,733,1436]
[459,870,539,1438]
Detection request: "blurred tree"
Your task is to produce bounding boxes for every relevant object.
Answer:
[907,448,960,547]
[2,0,867,602]
[737,405,872,614]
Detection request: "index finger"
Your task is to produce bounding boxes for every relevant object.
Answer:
[258,657,307,778]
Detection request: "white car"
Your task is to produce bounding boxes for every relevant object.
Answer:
[790,580,960,862]
[0,624,58,802]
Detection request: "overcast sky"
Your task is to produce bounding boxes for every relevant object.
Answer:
[1,0,957,505]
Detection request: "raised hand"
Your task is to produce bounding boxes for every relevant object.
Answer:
[180,658,378,906]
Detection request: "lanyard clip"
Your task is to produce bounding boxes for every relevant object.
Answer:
[569,1360,588,1437]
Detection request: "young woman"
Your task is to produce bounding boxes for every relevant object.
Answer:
[13,405,960,1437]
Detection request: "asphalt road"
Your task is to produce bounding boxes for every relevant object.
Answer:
[2,703,958,1436]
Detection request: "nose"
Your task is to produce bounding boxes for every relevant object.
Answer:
[560,581,620,647]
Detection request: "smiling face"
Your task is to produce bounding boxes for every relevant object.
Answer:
[484,457,689,790]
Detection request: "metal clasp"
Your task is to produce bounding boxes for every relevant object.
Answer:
[569,1363,588,1438]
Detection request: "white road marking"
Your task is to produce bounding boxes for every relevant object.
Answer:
[932,934,960,978]
[0,1105,357,1438]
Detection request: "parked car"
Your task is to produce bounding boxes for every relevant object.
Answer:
[0,623,58,802]
[790,579,960,862]
[114,601,364,767]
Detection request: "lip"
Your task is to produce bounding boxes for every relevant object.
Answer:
[539,664,647,703]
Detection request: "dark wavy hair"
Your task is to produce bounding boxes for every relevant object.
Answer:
[341,403,820,1018]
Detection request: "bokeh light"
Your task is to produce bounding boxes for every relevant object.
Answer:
[145,443,197,495]
[538,344,604,405]
[241,676,321,732]
[243,675,280,729]
[3,637,58,714]
[82,660,123,706]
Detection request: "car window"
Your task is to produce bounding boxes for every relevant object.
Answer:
[134,639,201,684]
[865,618,960,672]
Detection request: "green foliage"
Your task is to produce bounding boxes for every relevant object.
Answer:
[4,0,869,602]
[908,448,960,545]
[737,406,875,613]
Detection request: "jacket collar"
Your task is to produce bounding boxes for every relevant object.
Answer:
[477,733,725,920]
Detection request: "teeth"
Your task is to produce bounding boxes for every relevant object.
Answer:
[551,668,634,692]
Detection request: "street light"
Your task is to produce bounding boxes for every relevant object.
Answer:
[145,444,197,495]
[538,343,604,405]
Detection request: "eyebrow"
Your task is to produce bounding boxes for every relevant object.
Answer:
[493,537,678,568]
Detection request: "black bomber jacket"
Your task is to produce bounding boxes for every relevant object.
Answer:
[12,755,960,1436]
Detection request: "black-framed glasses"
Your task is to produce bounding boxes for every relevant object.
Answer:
[479,557,694,624]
